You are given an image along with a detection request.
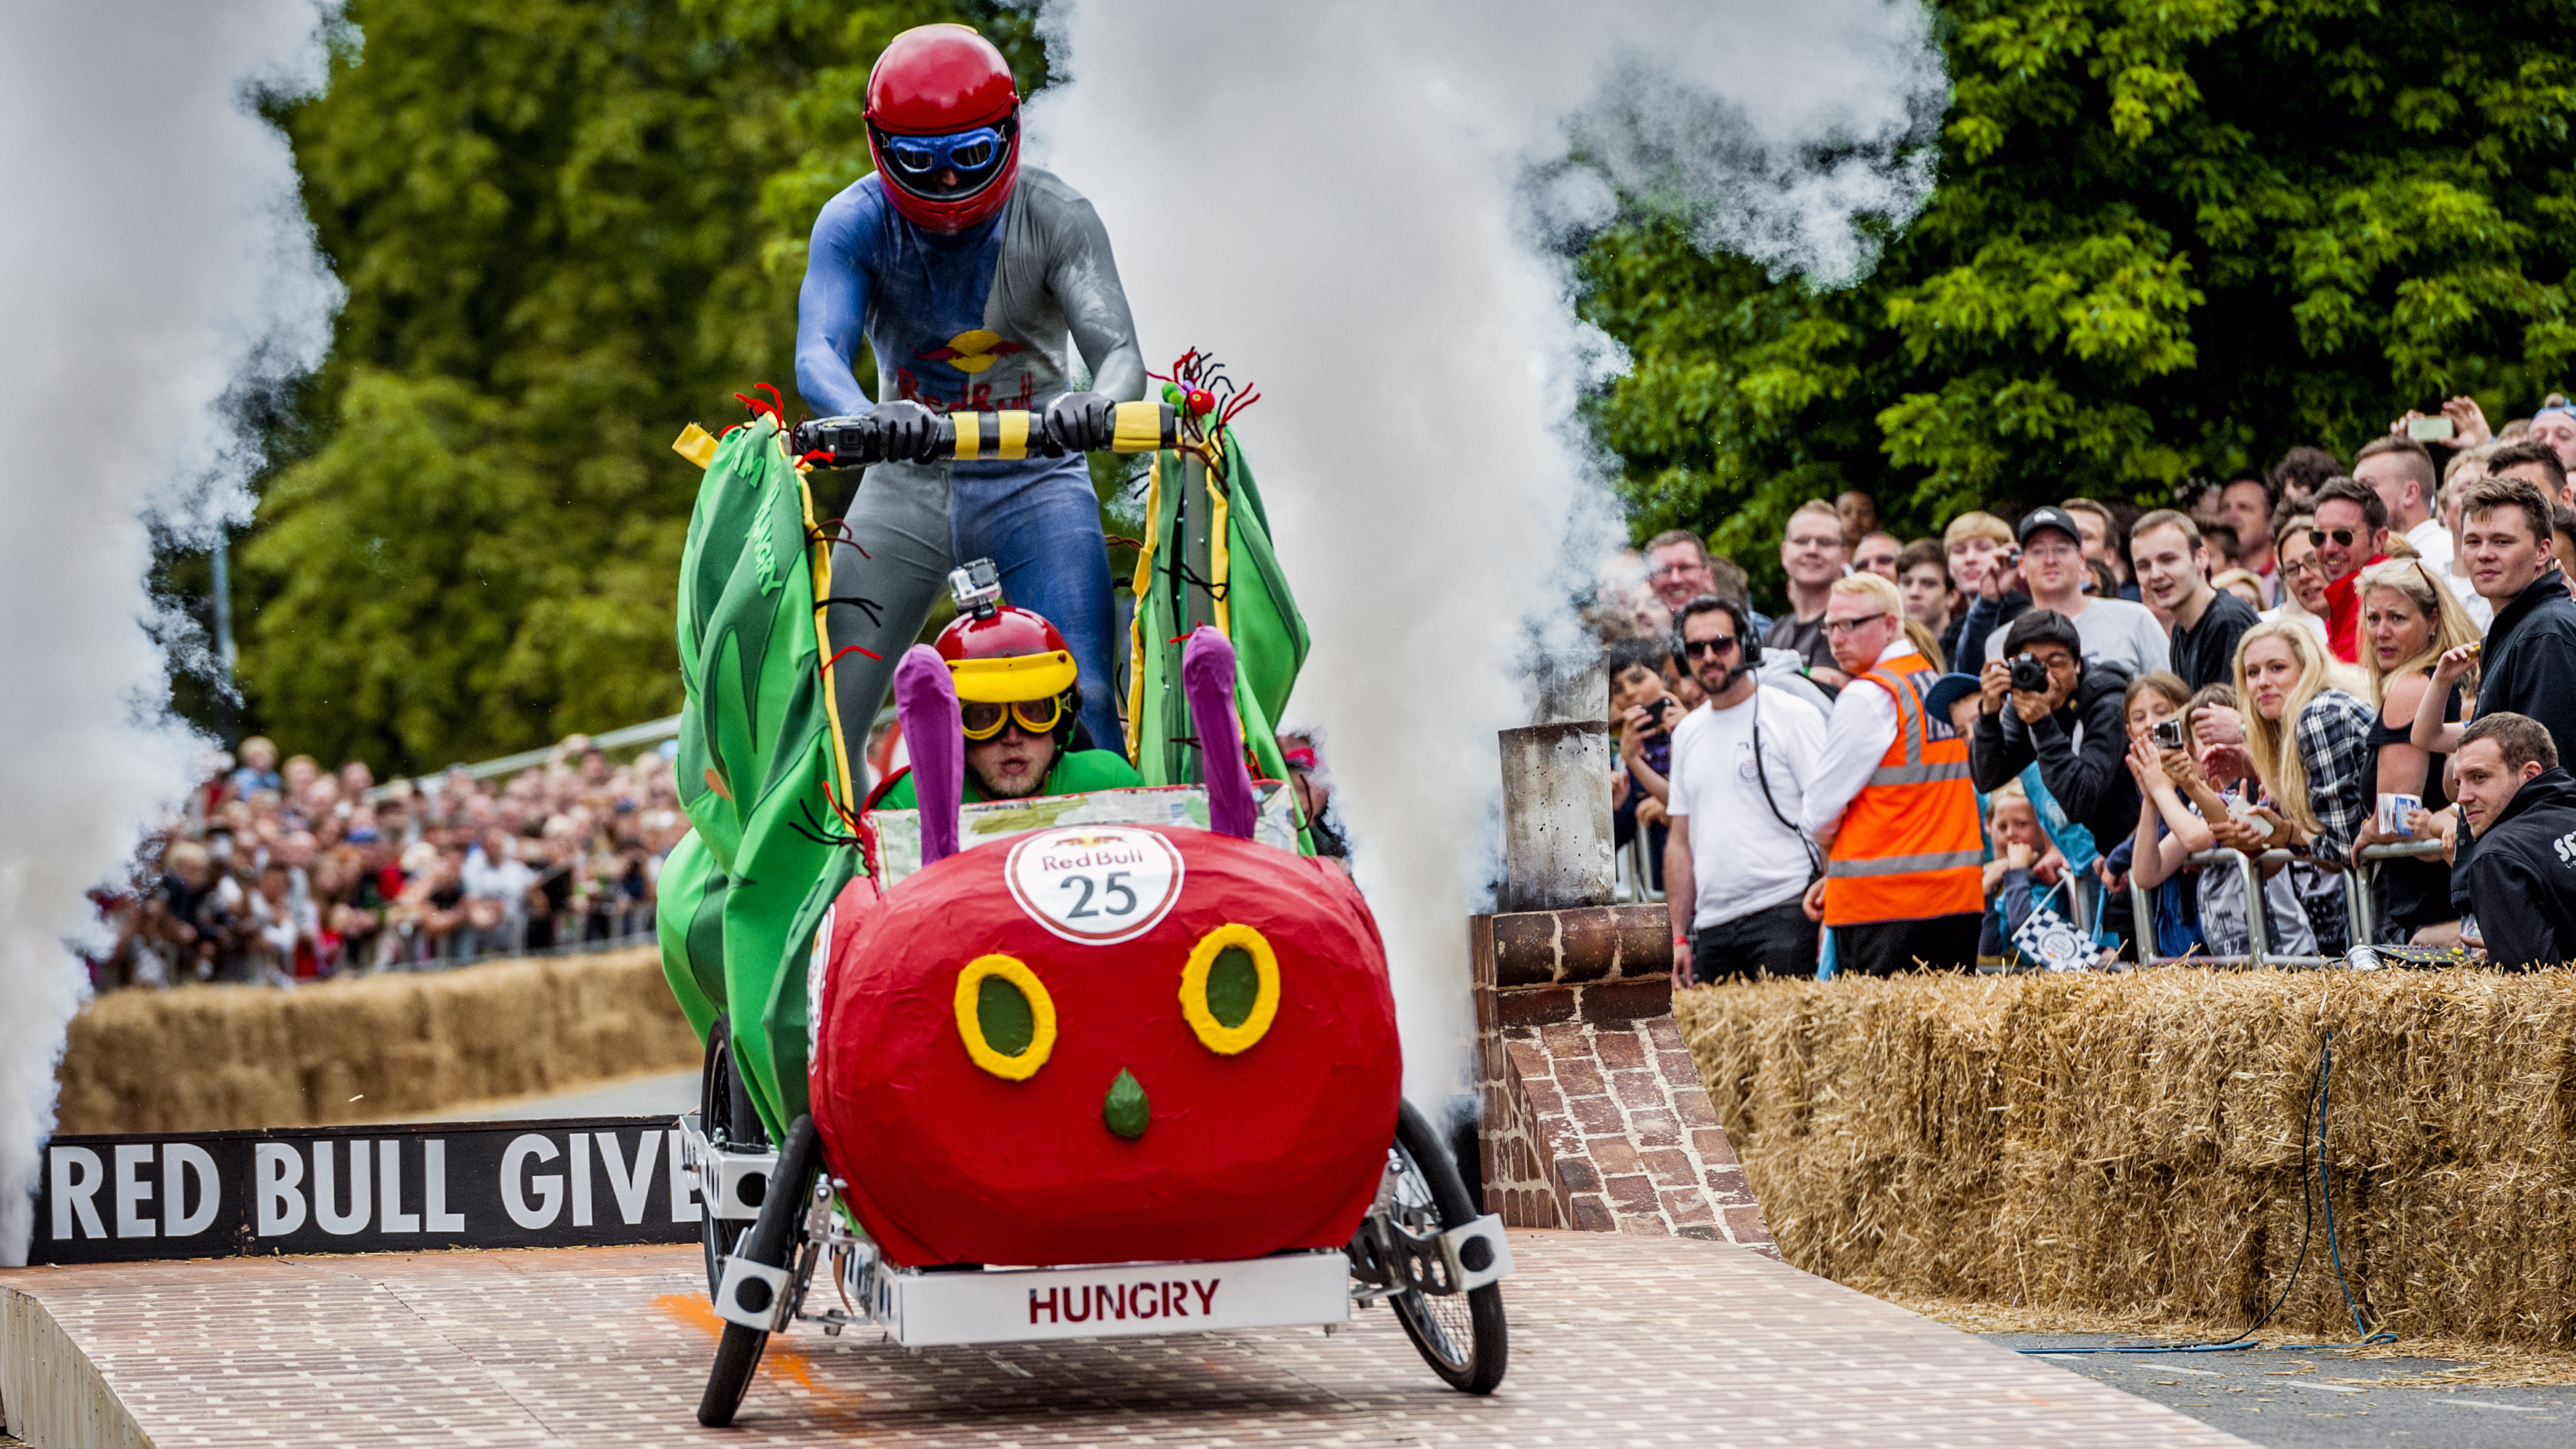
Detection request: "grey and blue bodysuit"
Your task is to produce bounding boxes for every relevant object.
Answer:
[795,166,1145,765]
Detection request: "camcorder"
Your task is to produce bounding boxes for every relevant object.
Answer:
[2009,653,2049,694]
[2150,718,2188,750]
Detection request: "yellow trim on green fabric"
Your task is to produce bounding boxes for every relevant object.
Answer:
[1178,924,1280,1056]
[954,954,1056,1080]
[794,424,856,813]
[1124,452,1167,761]
[1205,437,1234,642]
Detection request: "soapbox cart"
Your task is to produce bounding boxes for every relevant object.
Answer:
[657,388,1511,1427]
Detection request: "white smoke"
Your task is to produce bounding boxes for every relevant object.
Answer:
[1031,1,1943,1105]
[0,2,341,1263]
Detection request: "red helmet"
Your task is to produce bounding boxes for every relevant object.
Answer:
[865,25,1021,233]
[934,604,1076,704]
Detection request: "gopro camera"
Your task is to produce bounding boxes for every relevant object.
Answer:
[948,557,1004,619]
[2009,653,2049,693]
[2150,718,2188,750]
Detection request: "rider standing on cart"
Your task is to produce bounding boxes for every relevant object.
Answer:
[797,24,1146,767]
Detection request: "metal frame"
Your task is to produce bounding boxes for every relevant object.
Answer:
[1615,830,1664,904]
[677,1111,776,1222]
[2125,837,2453,970]
[2127,847,2356,970]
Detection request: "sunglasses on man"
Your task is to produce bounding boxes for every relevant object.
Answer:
[2308,527,2359,548]
[1681,634,1739,658]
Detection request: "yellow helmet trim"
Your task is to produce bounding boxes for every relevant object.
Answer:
[949,650,1077,702]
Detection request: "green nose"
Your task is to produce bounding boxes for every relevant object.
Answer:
[1102,1067,1149,1140]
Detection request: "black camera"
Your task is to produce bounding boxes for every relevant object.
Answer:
[2150,718,2188,750]
[2009,652,2049,693]
[1643,697,1677,731]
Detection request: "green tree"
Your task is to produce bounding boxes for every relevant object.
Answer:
[242,0,1040,772]
[1583,0,2576,596]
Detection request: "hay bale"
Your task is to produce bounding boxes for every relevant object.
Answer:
[1674,969,2576,1346]
[55,947,700,1134]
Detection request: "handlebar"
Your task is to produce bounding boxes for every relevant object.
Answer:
[791,401,1179,469]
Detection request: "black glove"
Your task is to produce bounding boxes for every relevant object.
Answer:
[864,399,943,464]
[1042,390,1117,456]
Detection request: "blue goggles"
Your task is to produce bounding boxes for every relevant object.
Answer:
[878,125,1009,191]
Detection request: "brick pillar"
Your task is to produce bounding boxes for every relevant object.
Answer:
[1470,905,1775,1255]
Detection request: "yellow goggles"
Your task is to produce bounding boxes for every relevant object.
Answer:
[960,695,1067,741]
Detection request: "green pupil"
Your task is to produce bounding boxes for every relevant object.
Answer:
[1207,947,1260,1029]
[977,974,1035,1057]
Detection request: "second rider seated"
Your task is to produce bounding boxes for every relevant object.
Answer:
[871,600,1140,808]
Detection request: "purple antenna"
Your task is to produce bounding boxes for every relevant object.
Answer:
[1182,627,1256,839]
[893,644,963,865]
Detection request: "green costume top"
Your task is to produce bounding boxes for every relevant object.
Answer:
[875,747,1142,809]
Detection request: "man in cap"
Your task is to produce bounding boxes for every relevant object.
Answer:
[1981,506,2171,680]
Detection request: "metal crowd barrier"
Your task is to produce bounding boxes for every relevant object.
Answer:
[2125,837,2454,970]
[1616,830,1665,904]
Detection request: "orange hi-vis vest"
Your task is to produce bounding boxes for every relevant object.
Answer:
[1821,650,1984,927]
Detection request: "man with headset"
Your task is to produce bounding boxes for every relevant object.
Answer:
[1664,594,1830,985]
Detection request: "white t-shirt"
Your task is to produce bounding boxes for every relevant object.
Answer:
[1666,686,1828,929]
[1986,596,2172,679]
[2405,518,2454,573]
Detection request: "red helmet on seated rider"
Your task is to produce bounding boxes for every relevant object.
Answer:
[868,566,1142,809]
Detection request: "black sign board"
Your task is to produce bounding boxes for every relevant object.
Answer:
[30,1116,701,1264]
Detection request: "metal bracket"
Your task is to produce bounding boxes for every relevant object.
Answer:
[1436,1213,1513,1292]
[678,1111,776,1221]
[715,1253,793,1331]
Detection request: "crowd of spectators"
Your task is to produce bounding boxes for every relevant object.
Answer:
[1609,393,2576,978]
[87,735,690,992]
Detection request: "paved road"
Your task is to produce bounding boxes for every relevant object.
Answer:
[389,1069,698,1123]
[1994,1333,2570,1448]
[15,1235,2250,1447]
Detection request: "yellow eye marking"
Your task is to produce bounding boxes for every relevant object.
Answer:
[954,954,1056,1080]
[1179,924,1280,1055]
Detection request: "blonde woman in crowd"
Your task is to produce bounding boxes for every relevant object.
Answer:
[2347,557,2480,944]
[2124,673,2315,960]
[2215,620,2378,952]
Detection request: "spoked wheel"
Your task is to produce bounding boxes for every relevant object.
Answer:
[699,1019,772,1301]
[1381,1100,1508,1394]
[698,1113,822,1429]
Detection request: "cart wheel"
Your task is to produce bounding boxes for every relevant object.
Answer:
[699,1018,772,1301]
[698,1322,768,1429]
[696,1114,820,1427]
[1385,1099,1508,1394]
